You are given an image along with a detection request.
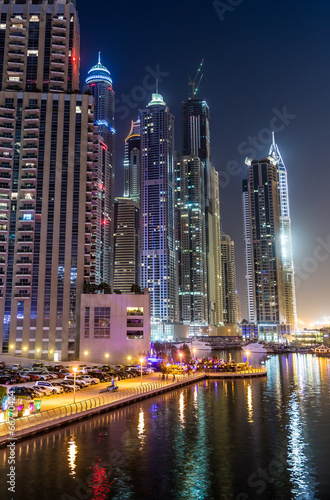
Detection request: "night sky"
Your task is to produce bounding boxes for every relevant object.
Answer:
[77,0,330,325]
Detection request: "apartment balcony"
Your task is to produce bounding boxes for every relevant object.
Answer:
[51,41,66,50]
[0,246,7,253]
[50,77,64,85]
[7,59,24,67]
[52,32,66,41]
[0,172,11,180]
[17,237,33,243]
[49,86,64,93]
[8,41,25,50]
[10,17,27,23]
[21,163,37,170]
[0,114,15,122]
[0,132,13,140]
[16,270,31,276]
[22,144,38,152]
[51,51,66,59]
[7,49,24,58]
[14,293,30,298]
[0,124,14,131]
[21,156,38,162]
[24,107,40,113]
[20,184,36,190]
[19,205,35,211]
[23,125,39,132]
[50,68,64,76]
[0,155,12,162]
[21,173,37,180]
[16,259,32,264]
[24,115,40,123]
[0,144,13,152]
[16,248,33,254]
[50,60,65,68]
[8,32,26,41]
[17,225,34,232]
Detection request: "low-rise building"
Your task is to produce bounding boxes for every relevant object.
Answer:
[80,290,151,364]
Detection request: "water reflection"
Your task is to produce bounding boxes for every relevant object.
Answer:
[1,354,329,500]
[67,435,78,477]
[247,384,253,423]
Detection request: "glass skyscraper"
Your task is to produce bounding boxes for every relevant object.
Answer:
[140,92,178,338]
[123,118,140,205]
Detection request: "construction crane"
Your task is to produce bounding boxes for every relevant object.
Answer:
[188,59,204,98]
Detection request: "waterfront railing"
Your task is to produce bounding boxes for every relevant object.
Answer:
[0,372,204,438]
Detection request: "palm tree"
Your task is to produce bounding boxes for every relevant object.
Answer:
[130,284,142,294]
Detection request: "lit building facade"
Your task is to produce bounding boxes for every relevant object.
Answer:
[220,231,237,325]
[242,178,255,323]
[244,155,291,340]
[85,53,115,287]
[0,0,80,93]
[139,93,178,339]
[176,156,208,329]
[269,133,297,328]
[80,290,151,365]
[123,118,140,205]
[113,197,139,294]
[181,97,222,328]
[0,91,96,360]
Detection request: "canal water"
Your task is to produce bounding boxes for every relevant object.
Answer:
[1,353,330,500]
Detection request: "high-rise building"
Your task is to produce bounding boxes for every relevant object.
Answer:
[220,231,237,325]
[85,53,115,287]
[123,118,140,205]
[242,178,255,323]
[176,156,208,329]
[181,97,222,328]
[269,133,297,328]
[0,0,80,93]
[0,91,96,360]
[244,155,291,340]
[113,197,139,294]
[0,0,98,361]
[140,92,178,338]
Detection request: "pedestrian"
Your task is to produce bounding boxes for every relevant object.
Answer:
[173,374,175,382]
[166,373,168,381]
[111,377,114,387]
[115,376,118,386]
[162,373,165,381]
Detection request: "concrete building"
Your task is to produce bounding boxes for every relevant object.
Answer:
[0,0,80,93]
[242,178,255,323]
[113,197,139,294]
[0,0,99,361]
[80,290,151,365]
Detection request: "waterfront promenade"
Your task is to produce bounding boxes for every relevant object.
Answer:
[0,366,266,444]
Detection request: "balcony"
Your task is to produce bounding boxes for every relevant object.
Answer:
[7,49,24,58]
[24,115,40,123]
[16,248,33,254]
[16,270,31,276]
[17,226,34,232]
[23,125,39,132]
[21,164,37,170]
[14,293,30,298]
[51,51,66,59]
[7,59,24,67]
[16,259,32,264]
[8,41,25,49]
[0,114,15,122]
[22,144,38,152]
[21,156,38,162]
[20,184,36,190]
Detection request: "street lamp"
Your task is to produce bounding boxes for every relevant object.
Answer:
[193,348,196,363]
[73,367,77,404]
[128,355,132,363]
[179,352,183,368]
[140,358,143,386]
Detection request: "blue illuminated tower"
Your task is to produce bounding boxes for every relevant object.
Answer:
[85,53,115,286]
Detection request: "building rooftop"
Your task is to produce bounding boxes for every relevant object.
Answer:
[85,52,112,86]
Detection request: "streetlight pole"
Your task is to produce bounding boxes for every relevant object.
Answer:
[140,358,143,386]
[73,367,77,404]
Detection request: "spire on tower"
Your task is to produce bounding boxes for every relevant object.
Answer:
[98,51,101,64]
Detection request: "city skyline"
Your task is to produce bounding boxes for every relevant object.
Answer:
[77,0,330,325]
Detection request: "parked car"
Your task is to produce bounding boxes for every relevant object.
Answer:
[35,381,64,394]
[17,373,31,382]
[0,375,11,384]
[58,369,71,378]
[32,362,43,369]
[81,375,100,385]
[59,380,78,391]
[64,376,89,387]
[10,364,22,371]
[32,384,53,395]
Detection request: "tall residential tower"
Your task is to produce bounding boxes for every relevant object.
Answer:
[140,93,178,339]
[85,53,115,287]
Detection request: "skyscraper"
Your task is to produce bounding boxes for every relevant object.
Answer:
[0,0,97,361]
[176,156,208,329]
[220,231,237,325]
[181,97,222,328]
[0,0,80,93]
[85,53,115,287]
[244,155,290,340]
[242,178,255,323]
[140,92,178,339]
[269,133,297,328]
[113,197,139,293]
[123,118,140,205]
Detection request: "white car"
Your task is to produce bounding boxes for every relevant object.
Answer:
[35,381,64,394]
[81,375,100,385]
[64,376,89,387]
[32,385,49,396]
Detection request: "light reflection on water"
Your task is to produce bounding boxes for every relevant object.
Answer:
[0,354,329,500]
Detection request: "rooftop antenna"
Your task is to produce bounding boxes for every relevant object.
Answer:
[188,58,204,98]
[98,51,101,64]
[156,78,159,94]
